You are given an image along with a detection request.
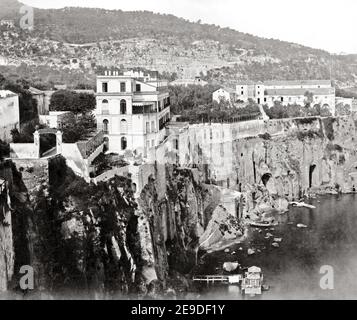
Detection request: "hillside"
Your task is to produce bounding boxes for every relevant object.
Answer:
[1,0,357,87]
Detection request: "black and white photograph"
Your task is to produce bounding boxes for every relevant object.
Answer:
[0,0,357,306]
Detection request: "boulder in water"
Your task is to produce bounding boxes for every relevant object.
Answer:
[297,223,308,228]
[248,248,256,255]
[223,261,239,272]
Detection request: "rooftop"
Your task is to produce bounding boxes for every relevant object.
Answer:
[215,87,236,94]
[265,87,335,96]
[0,90,17,99]
[264,80,332,86]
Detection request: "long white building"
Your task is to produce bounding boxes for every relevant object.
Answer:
[236,80,336,114]
[95,70,171,155]
[0,90,19,142]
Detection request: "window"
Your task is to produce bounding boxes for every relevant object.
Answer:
[136,84,141,92]
[151,140,154,147]
[7,102,14,107]
[281,97,284,102]
[102,82,108,93]
[103,119,109,134]
[120,82,126,92]
[173,139,179,150]
[121,137,127,150]
[264,98,267,102]
[120,119,128,134]
[102,99,109,114]
[151,121,155,133]
[120,99,127,114]
[241,91,244,95]
[146,122,150,133]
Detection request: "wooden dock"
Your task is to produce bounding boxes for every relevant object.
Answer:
[193,274,243,284]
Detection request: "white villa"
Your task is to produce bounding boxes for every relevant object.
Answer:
[212,87,236,105]
[236,80,336,114]
[95,70,171,155]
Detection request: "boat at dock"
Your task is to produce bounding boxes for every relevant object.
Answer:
[193,266,266,297]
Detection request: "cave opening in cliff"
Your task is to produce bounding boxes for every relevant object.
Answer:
[261,173,272,187]
[309,164,317,188]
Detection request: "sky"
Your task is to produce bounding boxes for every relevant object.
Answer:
[19,0,357,54]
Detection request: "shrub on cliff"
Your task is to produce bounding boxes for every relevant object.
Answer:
[258,133,271,140]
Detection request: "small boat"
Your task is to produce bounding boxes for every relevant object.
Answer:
[249,221,278,228]
[297,223,308,228]
[290,202,316,209]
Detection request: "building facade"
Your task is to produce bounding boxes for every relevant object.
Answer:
[95,70,171,155]
[0,90,19,142]
[170,77,208,87]
[212,87,236,105]
[236,80,336,114]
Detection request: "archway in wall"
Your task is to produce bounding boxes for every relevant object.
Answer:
[309,164,317,188]
[120,100,127,114]
[103,119,109,134]
[120,119,128,134]
[35,128,62,158]
[321,104,331,116]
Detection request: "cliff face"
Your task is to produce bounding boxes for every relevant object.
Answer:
[0,161,14,293]
[1,156,233,298]
[231,117,357,218]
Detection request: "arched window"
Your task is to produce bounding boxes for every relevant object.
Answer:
[102,99,109,114]
[121,137,127,150]
[120,119,128,134]
[120,99,127,114]
[103,119,109,133]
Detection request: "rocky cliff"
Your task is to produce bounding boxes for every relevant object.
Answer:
[0,155,242,298]
[233,116,357,218]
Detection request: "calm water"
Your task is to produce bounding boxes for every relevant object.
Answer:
[196,194,357,300]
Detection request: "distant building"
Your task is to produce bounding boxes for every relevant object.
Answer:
[0,90,19,142]
[39,111,74,129]
[0,20,14,28]
[170,77,208,87]
[212,87,236,105]
[336,96,354,109]
[54,84,68,91]
[95,69,171,155]
[236,80,336,114]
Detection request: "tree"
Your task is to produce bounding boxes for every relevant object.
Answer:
[61,114,96,143]
[0,140,10,160]
[304,91,314,107]
[49,90,96,115]
[336,103,351,116]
